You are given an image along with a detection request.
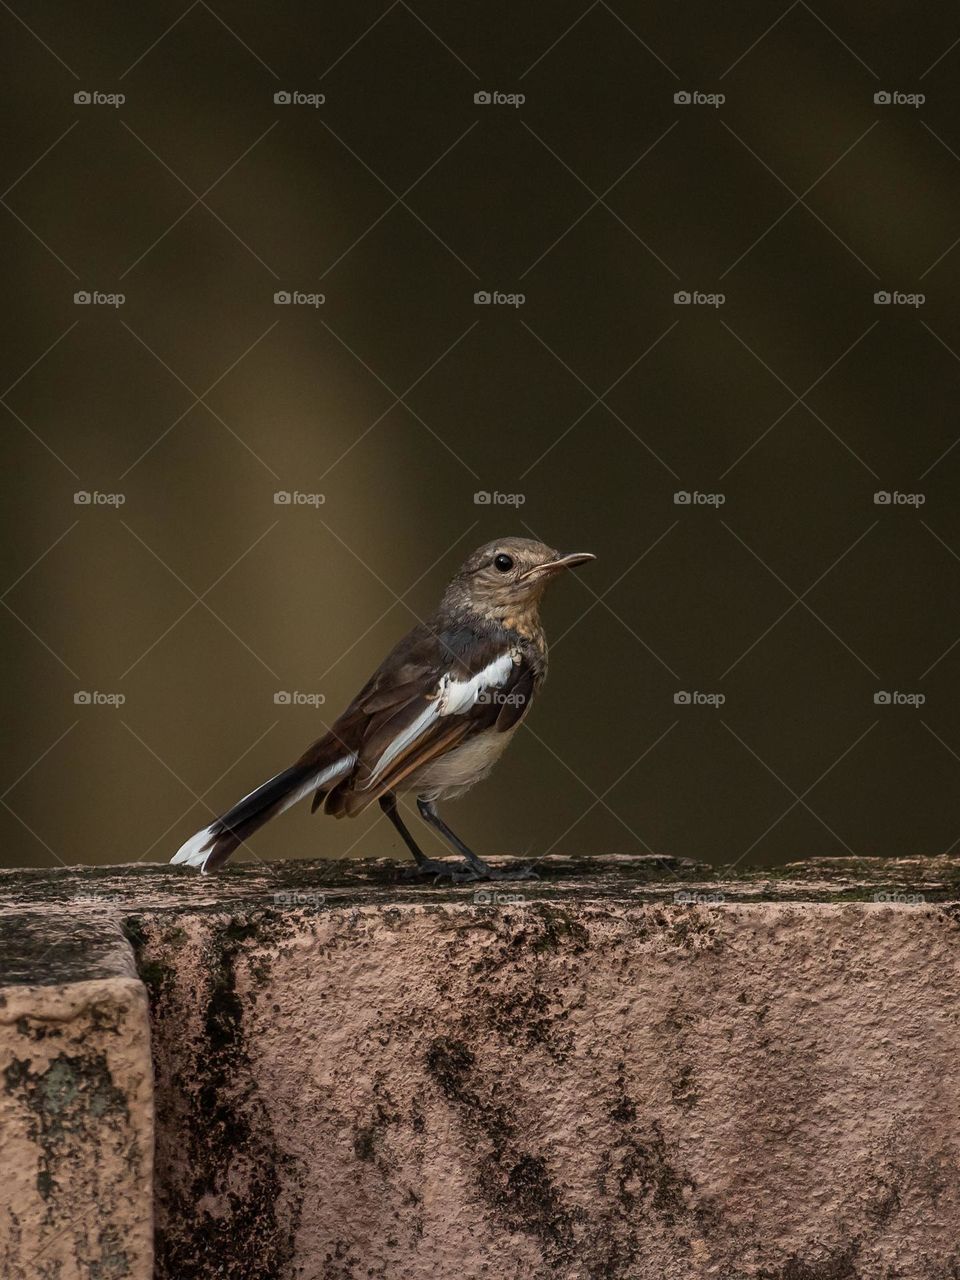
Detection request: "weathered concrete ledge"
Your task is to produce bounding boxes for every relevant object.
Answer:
[0,905,153,1280]
[3,854,960,1280]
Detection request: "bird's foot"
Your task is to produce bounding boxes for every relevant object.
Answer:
[400,856,540,884]
[400,857,478,882]
[400,858,539,884]
[434,860,540,885]
[478,861,540,883]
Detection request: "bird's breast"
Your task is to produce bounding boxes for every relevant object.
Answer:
[403,725,519,801]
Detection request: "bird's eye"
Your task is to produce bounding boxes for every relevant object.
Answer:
[493,553,514,572]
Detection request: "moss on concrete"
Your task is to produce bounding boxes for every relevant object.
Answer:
[6,854,960,1279]
[130,911,305,1280]
[4,1051,128,1203]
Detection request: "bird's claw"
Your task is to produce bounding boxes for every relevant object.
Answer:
[401,858,539,884]
[485,863,540,882]
[432,865,484,885]
[399,858,457,881]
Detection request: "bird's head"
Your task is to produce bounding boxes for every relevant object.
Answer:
[442,536,595,626]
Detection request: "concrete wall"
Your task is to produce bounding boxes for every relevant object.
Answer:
[3,855,960,1279]
[0,910,153,1280]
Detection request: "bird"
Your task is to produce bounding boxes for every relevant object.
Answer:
[171,536,595,880]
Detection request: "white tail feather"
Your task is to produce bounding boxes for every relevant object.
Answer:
[171,754,355,873]
[170,825,218,869]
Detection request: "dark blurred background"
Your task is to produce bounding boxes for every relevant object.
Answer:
[2,0,960,872]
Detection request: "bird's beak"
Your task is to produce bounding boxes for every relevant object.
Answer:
[551,551,596,569]
[521,551,596,581]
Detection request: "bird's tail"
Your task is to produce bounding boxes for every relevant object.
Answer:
[171,747,356,874]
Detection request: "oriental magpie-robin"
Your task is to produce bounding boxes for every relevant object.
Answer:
[171,536,594,880]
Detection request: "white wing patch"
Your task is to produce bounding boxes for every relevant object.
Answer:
[367,651,515,783]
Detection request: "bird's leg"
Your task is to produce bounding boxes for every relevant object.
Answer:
[379,793,455,878]
[415,798,537,882]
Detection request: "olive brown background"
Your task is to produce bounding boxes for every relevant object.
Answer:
[2,0,959,871]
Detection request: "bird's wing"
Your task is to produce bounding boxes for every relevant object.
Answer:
[318,623,537,815]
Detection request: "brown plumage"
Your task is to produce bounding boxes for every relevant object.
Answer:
[171,537,594,880]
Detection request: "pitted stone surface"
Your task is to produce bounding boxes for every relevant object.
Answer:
[0,909,153,1280]
[2,855,960,1279]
